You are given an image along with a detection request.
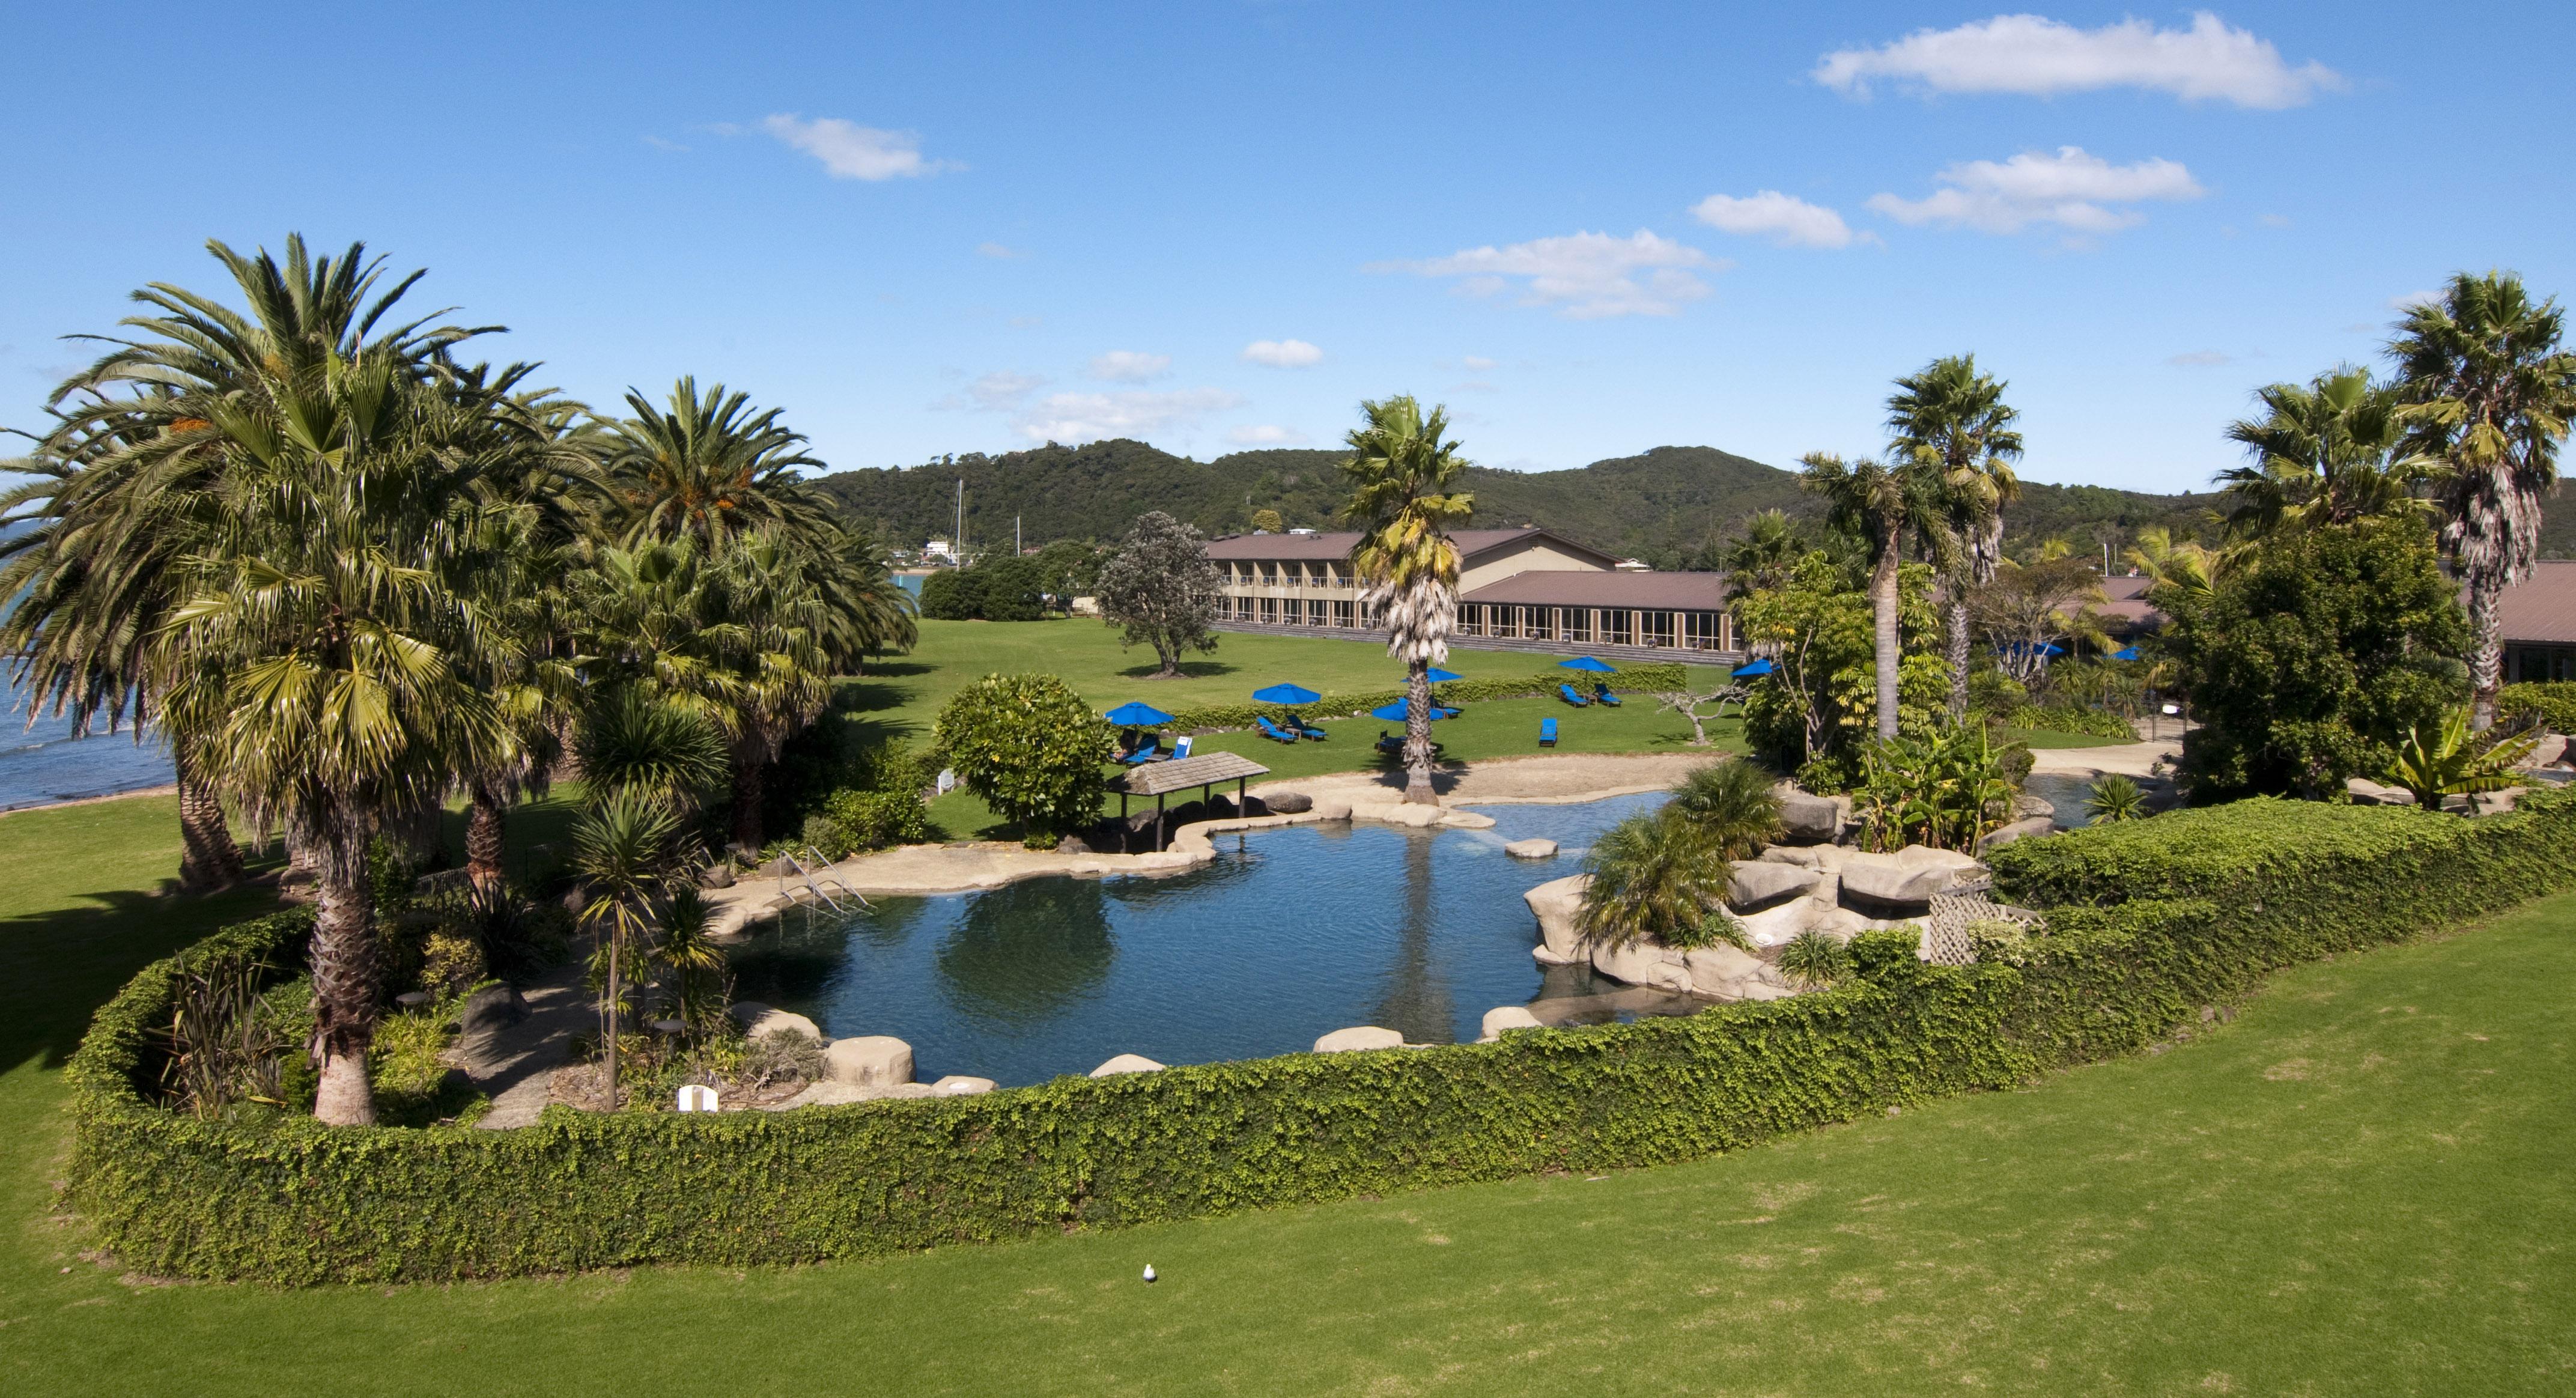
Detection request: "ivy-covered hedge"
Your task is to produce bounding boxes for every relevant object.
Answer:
[2013,704,2137,741]
[2500,681,2576,735]
[1157,661,1692,733]
[68,786,2576,1284]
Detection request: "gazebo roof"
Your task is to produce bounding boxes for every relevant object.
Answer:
[1118,750,1271,797]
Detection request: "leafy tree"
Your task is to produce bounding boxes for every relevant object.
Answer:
[932,673,1116,847]
[1093,510,1223,678]
[2163,517,2468,801]
[1736,551,1945,776]
[1887,354,2023,719]
[2379,706,2538,811]
[2219,367,2428,536]
[1715,508,1802,600]
[1250,506,1284,532]
[1972,552,2113,687]
[917,567,977,620]
[2390,271,2576,728]
[1799,451,1938,741]
[1028,538,1107,607]
[1339,397,1475,804]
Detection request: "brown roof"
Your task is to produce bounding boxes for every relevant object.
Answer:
[1461,570,1731,610]
[2499,559,2576,645]
[1204,526,1613,566]
[1117,750,1272,797]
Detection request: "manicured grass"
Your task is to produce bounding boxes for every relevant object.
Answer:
[4,788,2571,1394]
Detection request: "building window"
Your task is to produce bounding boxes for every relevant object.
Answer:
[1334,600,1355,628]
[1259,597,1278,624]
[1306,598,1328,625]
[1684,611,1724,650]
[1566,609,1594,644]
[1644,612,1675,646]
[1607,610,1634,645]
[1523,606,1554,642]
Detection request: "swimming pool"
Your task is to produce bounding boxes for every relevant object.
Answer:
[726,792,1690,1087]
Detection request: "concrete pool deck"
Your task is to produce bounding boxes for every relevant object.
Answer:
[706,750,1725,938]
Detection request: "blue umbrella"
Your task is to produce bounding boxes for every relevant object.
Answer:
[1423,667,1465,683]
[1371,700,1450,722]
[2110,646,2142,662]
[1731,658,1775,678]
[1103,701,1176,726]
[1558,656,1617,673]
[1253,683,1322,705]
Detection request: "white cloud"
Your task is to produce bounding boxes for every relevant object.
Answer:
[1690,190,1868,249]
[2167,350,2233,368]
[1226,424,1310,446]
[933,371,1046,412]
[1373,230,1724,319]
[642,135,690,153]
[1866,147,2204,236]
[761,114,956,180]
[1462,356,1498,372]
[1013,389,1245,444]
[1814,13,2342,109]
[1089,350,1171,383]
[2390,289,2441,310]
[1241,338,1325,368]
[976,241,1025,259]
[2258,213,2293,229]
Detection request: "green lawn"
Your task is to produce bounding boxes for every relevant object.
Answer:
[4,792,2571,1394]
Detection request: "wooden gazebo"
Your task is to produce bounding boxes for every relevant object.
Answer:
[1116,751,1272,850]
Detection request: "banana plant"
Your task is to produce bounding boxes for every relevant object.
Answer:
[2381,707,2538,812]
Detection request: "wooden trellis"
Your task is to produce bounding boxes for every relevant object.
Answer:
[1922,876,2047,966]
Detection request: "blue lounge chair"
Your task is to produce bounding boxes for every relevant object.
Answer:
[1290,711,1327,740]
[1121,735,1162,765]
[1170,735,1195,761]
[1557,682,1591,708]
[1592,682,1622,707]
[1256,716,1299,744]
[1540,717,1558,748]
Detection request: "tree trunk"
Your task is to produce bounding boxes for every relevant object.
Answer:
[466,779,508,890]
[305,813,379,1126]
[1403,664,1438,804]
[731,746,768,851]
[1944,593,1972,721]
[173,747,245,892]
[1873,543,1902,742]
[602,920,622,1112]
[2467,571,2503,731]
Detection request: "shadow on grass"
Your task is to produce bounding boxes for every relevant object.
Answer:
[1117,660,1239,681]
[0,880,288,1074]
[850,661,935,680]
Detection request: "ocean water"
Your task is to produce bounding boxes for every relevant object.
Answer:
[0,681,175,811]
[728,792,1684,1087]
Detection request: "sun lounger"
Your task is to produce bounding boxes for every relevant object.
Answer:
[1256,716,1299,744]
[1121,735,1162,765]
[1592,682,1621,707]
[1557,683,1591,707]
[1540,717,1558,748]
[1289,712,1327,740]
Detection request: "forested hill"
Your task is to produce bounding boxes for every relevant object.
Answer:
[802,439,2474,567]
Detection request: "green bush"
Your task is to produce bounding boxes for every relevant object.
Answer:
[2014,705,2135,741]
[933,673,1117,846]
[824,788,934,849]
[2500,681,2576,735]
[72,791,2576,1284]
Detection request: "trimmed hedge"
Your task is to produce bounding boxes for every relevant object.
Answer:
[2014,704,2137,741]
[1157,661,1692,733]
[67,786,2576,1284]
[2500,681,2576,736]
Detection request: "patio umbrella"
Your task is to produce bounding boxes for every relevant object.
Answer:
[1423,667,1465,683]
[1103,701,1176,726]
[1731,658,1775,678]
[1252,683,1322,705]
[1370,700,1449,721]
[1558,656,1617,673]
[2110,646,2142,662]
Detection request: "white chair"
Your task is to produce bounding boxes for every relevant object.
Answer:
[676,1084,719,1113]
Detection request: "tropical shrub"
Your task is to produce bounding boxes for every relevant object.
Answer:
[1736,553,1947,771]
[933,673,1117,847]
[2016,704,2137,741]
[2082,774,2145,824]
[824,788,935,850]
[2499,681,2576,735]
[2379,706,2538,810]
[1776,929,1851,989]
[1850,725,2020,851]
[1575,808,1740,950]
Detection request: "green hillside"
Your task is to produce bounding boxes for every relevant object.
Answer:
[808,440,2574,566]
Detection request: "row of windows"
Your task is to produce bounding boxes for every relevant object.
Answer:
[1459,603,1733,651]
[1229,597,1369,627]
[1226,564,1356,588]
[2509,645,2576,683]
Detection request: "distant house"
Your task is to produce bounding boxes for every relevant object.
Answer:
[2502,560,2576,683]
[1204,526,1739,662]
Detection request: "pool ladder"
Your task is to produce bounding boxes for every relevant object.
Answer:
[777,847,870,916]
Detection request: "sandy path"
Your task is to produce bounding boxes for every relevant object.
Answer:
[2026,740,2181,779]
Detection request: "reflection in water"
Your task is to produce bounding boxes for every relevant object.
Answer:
[725,792,1678,1086]
[935,878,1115,1027]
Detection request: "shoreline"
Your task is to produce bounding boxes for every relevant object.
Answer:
[0,782,178,819]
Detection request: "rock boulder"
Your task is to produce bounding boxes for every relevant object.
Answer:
[729,1001,822,1044]
[1588,939,1693,992]
[1727,860,1819,910]
[1838,856,1957,909]
[1313,1026,1406,1053]
[1776,790,1841,843]
[823,1035,914,1087]
[1523,874,1589,963]
[1504,838,1560,859]
[1478,1006,1544,1042]
[1089,1053,1165,1077]
[1978,816,2058,851]
[1263,790,1314,814]
[929,1075,996,1096]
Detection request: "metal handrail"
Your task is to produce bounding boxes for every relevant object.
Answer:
[774,846,869,915]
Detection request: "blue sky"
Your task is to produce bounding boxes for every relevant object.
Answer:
[3,1,2569,494]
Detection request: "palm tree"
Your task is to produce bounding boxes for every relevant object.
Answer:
[164,351,503,1125]
[1,236,484,890]
[2390,272,2576,728]
[2122,526,2225,609]
[1338,396,1474,804]
[569,788,696,1109]
[2218,367,2428,537]
[596,377,836,549]
[1887,355,2023,720]
[1719,508,1802,601]
[1799,451,1931,741]
[1575,808,1747,951]
[1666,758,1784,856]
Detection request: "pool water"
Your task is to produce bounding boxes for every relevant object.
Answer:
[2020,772,2100,828]
[728,793,1680,1086]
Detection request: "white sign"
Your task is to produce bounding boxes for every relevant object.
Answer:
[676,1084,718,1113]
